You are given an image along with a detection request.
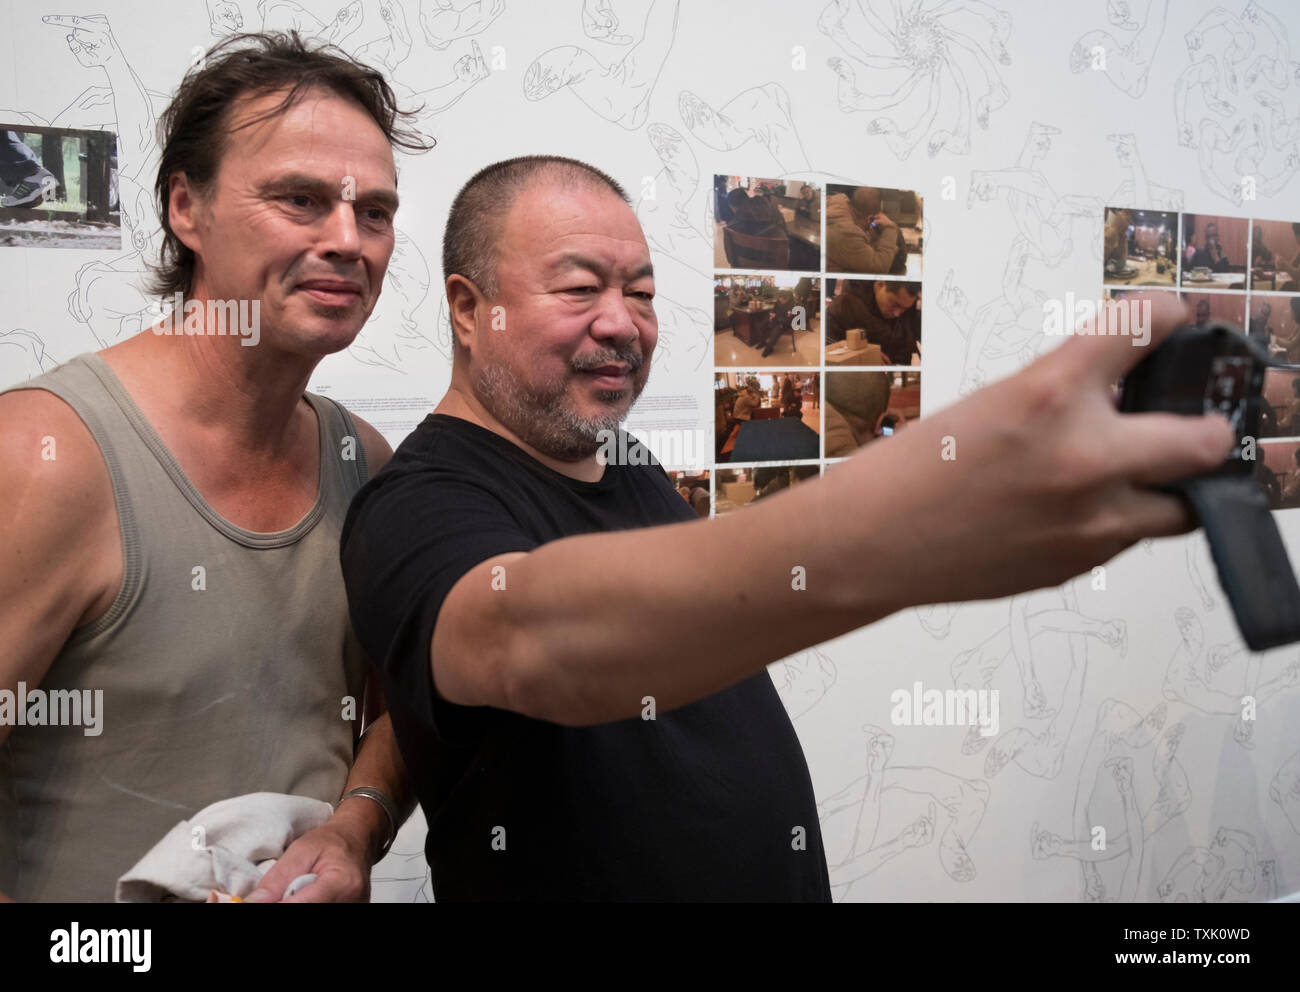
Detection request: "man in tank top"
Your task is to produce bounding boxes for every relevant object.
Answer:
[0,32,429,902]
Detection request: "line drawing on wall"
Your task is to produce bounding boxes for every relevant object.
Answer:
[1185,532,1217,611]
[351,227,437,372]
[1175,0,1300,203]
[646,292,713,373]
[1069,0,1169,98]
[1163,607,1300,749]
[1032,703,1190,902]
[819,0,1013,159]
[635,122,712,278]
[952,588,1126,780]
[945,123,1103,394]
[773,648,838,721]
[678,83,811,174]
[1158,828,1273,902]
[915,602,959,639]
[0,329,54,389]
[417,0,505,49]
[818,724,990,896]
[523,0,679,131]
[1271,748,1300,834]
[1109,132,1185,211]
[581,0,634,45]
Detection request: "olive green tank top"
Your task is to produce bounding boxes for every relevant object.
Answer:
[0,353,369,901]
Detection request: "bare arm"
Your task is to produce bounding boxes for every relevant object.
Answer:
[0,390,120,748]
[0,389,122,902]
[433,293,1234,727]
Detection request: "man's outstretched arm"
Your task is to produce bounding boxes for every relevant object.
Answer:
[433,293,1233,727]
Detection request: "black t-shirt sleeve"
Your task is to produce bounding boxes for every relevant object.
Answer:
[341,458,538,745]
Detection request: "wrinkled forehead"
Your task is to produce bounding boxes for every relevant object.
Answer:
[218,85,397,185]
[505,181,651,274]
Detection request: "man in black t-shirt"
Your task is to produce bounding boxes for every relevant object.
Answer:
[340,154,1237,901]
[342,156,830,901]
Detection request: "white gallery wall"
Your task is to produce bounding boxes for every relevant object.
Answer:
[3,0,1299,902]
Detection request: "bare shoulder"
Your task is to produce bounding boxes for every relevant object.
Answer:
[0,387,120,625]
[0,387,114,508]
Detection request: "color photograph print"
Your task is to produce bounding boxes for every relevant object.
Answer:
[1250,220,1300,293]
[824,370,921,458]
[713,273,820,367]
[824,278,921,367]
[825,183,922,279]
[714,174,821,272]
[714,465,820,514]
[1180,213,1248,291]
[667,470,711,518]
[714,370,820,464]
[1103,207,1177,288]
[1,125,121,249]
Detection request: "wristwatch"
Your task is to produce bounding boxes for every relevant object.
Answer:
[1119,320,1300,651]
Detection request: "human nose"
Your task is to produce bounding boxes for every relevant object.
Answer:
[589,288,642,346]
[319,200,362,260]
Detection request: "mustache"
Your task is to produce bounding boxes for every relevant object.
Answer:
[570,346,644,373]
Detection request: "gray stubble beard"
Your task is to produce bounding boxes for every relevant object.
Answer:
[473,361,638,461]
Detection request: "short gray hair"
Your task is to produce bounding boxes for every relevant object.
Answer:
[442,155,630,301]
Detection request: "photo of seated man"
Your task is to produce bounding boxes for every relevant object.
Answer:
[667,471,711,518]
[825,184,921,277]
[715,371,820,463]
[1262,369,1300,439]
[714,465,819,514]
[824,370,921,458]
[824,278,921,366]
[1181,213,1248,290]
[1251,295,1300,363]
[1261,440,1300,510]
[1179,291,1245,332]
[1249,220,1300,292]
[714,274,820,365]
[1103,207,1177,287]
[714,174,820,272]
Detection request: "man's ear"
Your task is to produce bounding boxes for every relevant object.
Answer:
[167,172,206,256]
[446,274,485,354]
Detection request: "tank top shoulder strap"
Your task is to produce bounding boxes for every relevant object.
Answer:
[1,353,145,640]
[304,391,369,501]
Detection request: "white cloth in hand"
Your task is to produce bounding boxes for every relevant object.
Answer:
[115,792,333,902]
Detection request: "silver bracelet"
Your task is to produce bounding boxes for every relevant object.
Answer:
[336,787,399,860]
